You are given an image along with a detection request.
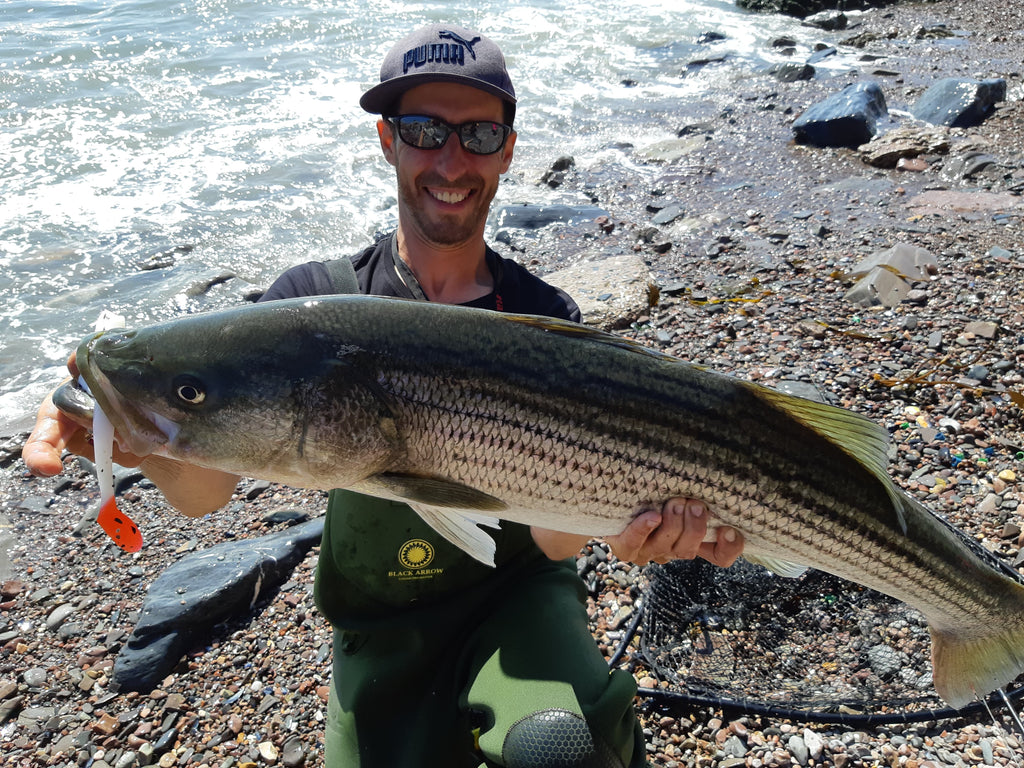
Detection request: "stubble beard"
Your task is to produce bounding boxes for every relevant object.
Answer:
[398,171,493,247]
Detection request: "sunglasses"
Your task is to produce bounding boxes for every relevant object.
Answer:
[387,114,512,156]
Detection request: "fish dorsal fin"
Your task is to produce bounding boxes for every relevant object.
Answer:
[370,472,509,512]
[751,383,907,534]
[408,504,501,566]
[502,314,675,360]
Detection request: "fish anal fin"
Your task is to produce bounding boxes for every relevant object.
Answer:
[743,554,808,579]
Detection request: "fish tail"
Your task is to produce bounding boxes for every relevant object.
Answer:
[930,592,1024,708]
[97,496,144,553]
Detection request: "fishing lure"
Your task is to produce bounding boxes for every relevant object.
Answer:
[84,311,143,552]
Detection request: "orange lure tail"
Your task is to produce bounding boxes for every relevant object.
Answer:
[97,496,143,553]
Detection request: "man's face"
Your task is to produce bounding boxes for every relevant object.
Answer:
[379,82,516,249]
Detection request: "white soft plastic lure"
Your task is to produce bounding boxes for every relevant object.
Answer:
[83,310,142,552]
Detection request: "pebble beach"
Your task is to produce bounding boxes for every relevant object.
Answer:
[3,0,1024,766]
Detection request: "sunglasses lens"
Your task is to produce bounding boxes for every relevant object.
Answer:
[460,122,508,155]
[396,117,451,149]
[393,116,508,155]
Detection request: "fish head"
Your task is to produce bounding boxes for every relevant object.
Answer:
[73,301,401,486]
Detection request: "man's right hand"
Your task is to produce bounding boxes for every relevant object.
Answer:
[23,353,147,478]
[25,384,240,517]
[25,389,145,477]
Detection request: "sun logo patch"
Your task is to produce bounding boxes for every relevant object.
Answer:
[399,539,435,569]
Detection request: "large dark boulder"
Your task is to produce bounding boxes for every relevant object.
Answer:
[113,518,324,692]
[793,81,888,149]
[736,0,900,18]
[911,78,1007,128]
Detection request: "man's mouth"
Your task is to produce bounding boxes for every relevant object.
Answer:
[428,187,470,205]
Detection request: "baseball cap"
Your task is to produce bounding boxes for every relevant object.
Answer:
[360,24,517,123]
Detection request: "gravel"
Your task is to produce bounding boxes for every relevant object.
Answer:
[3,0,1024,765]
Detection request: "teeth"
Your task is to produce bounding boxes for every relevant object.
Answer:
[432,189,468,204]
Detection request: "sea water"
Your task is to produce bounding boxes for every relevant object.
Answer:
[0,0,839,433]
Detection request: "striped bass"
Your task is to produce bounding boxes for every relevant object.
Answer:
[59,294,1024,708]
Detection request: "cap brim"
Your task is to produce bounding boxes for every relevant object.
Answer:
[359,72,517,115]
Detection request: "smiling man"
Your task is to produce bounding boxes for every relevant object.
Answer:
[24,23,743,768]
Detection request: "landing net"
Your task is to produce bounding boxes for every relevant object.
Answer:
[632,558,1024,722]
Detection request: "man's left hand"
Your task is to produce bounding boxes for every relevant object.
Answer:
[604,498,742,567]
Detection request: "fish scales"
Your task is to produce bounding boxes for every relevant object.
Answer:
[383,350,984,623]
[343,315,1013,641]
[63,295,1024,707]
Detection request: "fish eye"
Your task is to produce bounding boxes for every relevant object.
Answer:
[173,376,206,405]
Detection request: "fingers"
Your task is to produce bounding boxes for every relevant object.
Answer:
[646,498,707,563]
[23,391,83,477]
[603,509,661,563]
[606,498,745,567]
[699,525,744,568]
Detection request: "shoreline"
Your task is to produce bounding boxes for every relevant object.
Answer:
[3,1,1024,765]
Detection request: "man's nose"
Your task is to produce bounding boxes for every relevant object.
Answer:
[432,131,473,174]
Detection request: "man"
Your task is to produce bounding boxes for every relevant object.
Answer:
[24,24,743,768]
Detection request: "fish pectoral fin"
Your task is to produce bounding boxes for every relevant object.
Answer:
[371,472,508,512]
[743,553,808,578]
[409,504,500,567]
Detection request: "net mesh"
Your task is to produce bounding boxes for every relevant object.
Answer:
[638,558,956,715]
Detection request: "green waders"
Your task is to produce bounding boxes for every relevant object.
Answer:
[319,493,646,767]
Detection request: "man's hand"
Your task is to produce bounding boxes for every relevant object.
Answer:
[604,498,743,567]
[23,361,239,517]
[23,353,147,478]
[531,498,743,567]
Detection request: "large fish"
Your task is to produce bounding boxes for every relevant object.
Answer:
[56,294,1024,708]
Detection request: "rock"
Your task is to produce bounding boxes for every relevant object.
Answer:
[844,244,938,308]
[260,509,310,526]
[788,734,809,766]
[803,729,825,760]
[793,81,888,149]
[964,321,998,339]
[942,151,999,180]
[911,78,1007,128]
[867,644,905,678]
[905,189,1024,216]
[0,695,25,726]
[636,135,707,163]
[281,736,306,768]
[806,46,837,65]
[651,204,684,226]
[46,603,77,631]
[493,203,607,231]
[113,518,324,692]
[770,63,815,82]
[540,156,576,188]
[802,10,847,31]
[723,734,748,757]
[859,126,950,168]
[258,741,279,764]
[545,255,657,331]
[696,30,726,44]
[22,668,47,687]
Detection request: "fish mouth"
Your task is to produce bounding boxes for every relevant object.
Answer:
[62,332,176,458]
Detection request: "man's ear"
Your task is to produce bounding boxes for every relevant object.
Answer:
[377,119,397,167]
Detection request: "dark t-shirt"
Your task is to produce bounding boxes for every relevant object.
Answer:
[259,234,580,628]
